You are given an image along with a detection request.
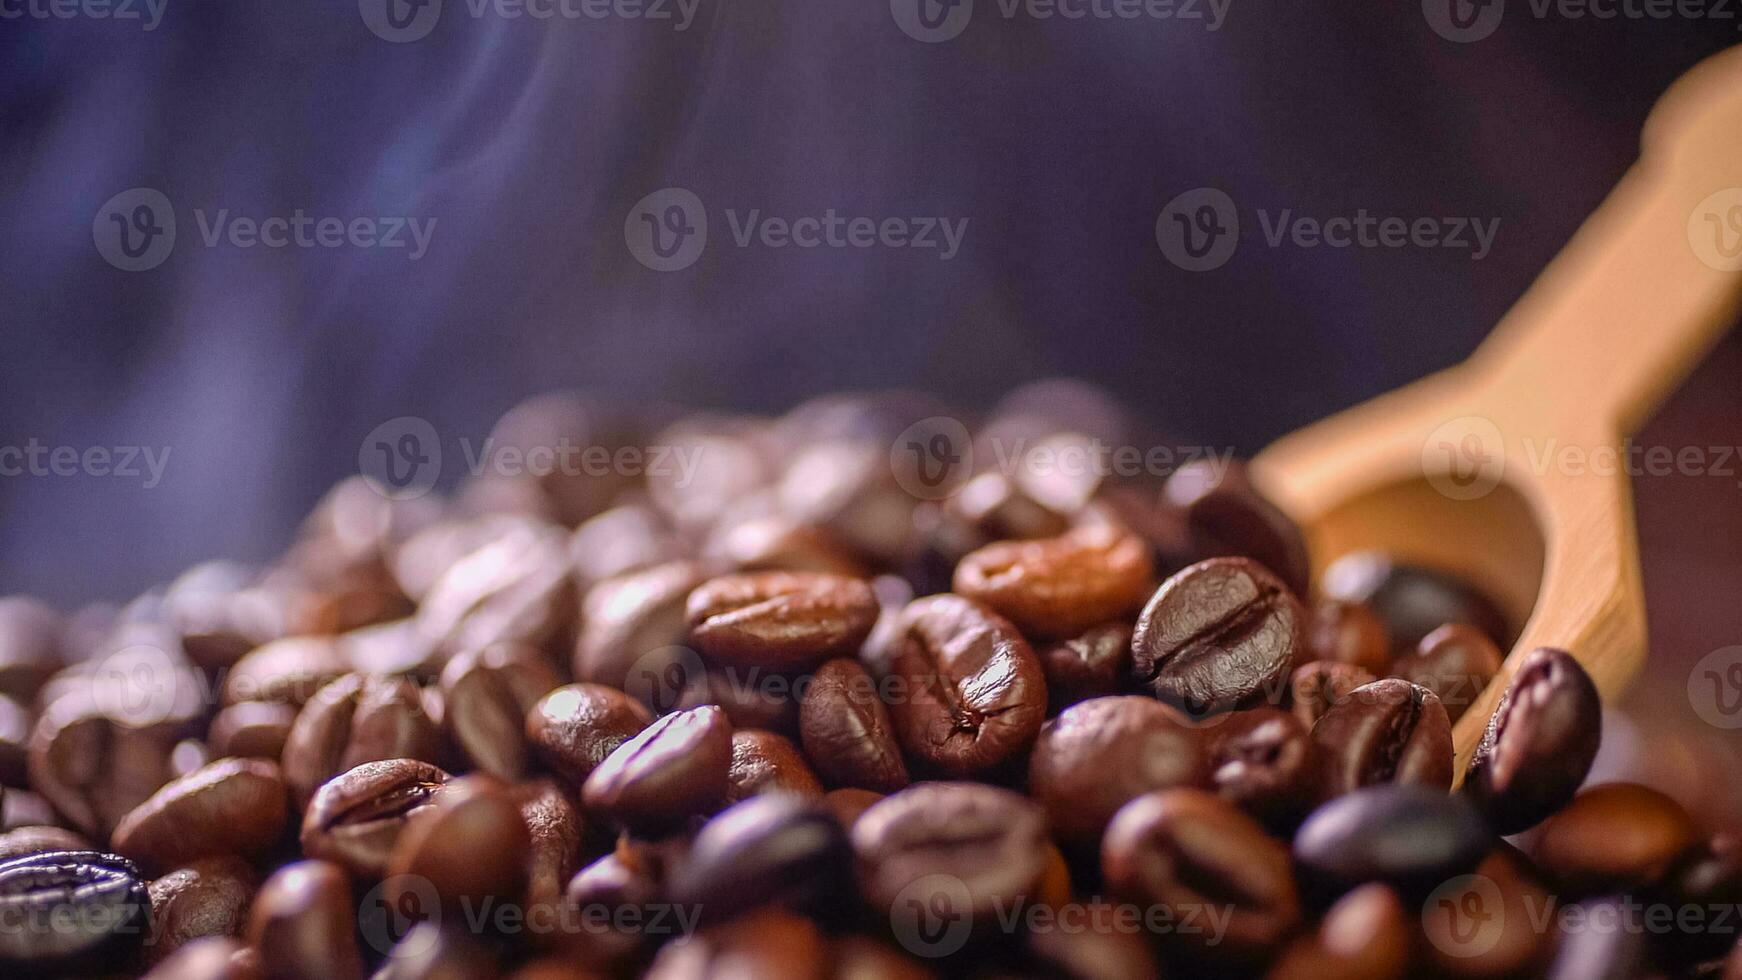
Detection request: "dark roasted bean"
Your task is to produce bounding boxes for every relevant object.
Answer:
[821,787,883,829]
[247,860,365,980]
[572,561,712,694]
[952,526,1154,639]
[1650,833,1742,966]
[581,706,733,833]
[145,855,258,965]
[852,783,1047,925]
[686,572,878,672]
[27,693,177,838]
[645,908,827,980]
[207,701,299,761]
[1293,785,1490,903]
[1164,459,1311,597]
[1320,552,1509,655]
[671,794,851,925]
[386,775,529,912]
[518,778,584,932]
[370,921,502,980]
[1288,660,1376,728]
[1311,678,1452,795]
[0,850,149,971]
[1462,646,1602,834]
[0,597,63,702]
[797,659,907,793]
[281,673,440,807]
[726,729,823,803]
[439,643,562,780]
[141,936,262,980]
[1266,883,1411,980]
[1036,621,1133,713]
[1204,706,1319,831]
[1306,599,1391,676]
[1027,695,1203,847]
[222,637,353,707]
[1419,847,1553,977]
[1391,623,1502,724]
[415,522,578,660]
[1532,782,1698,895]
[300,759,449,878]
[0,825,89,861]
[525,683,653,789]
[111,758,288,873]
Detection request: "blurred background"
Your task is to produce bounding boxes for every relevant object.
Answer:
[2,2,1740,805]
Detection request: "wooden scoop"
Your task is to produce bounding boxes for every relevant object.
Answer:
[1250,46,1742,781]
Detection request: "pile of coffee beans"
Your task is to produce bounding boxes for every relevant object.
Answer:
[0,386,1734,979]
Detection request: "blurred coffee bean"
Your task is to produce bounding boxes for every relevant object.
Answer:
[518,779,584,932]
[1651,833,1742,966]
[1164,459,1310,597]
[0,849,149,972]
[887,595,1046,778]
[0,597,64,702]
[947,472,1071,543]
[1294,785,1490,903]
[1,789,57,831]
[301,759,449,878]
[208,702,299,761]
[581,705,733,834]
[571,503,692,585]
[247,860,364,980]
[141,936,262,980]
[645,908,827,980]
[392,515,537,604]
[471,392,640,527]
[1320,552,1509,655]
[700,514,865,578]
[509,961,607,980]
[163,562,288,670]
[282,673,439,807]
[1533,782,1699,895]
[1289,660,1376,728]
[797,658,908,793]
[681,666,802,734]
[1101,788,1299,965]
[1391,624,1502,724]
[1266,883,1411,980]
[832,935,938,980]
[1463,647,1602,835]
[671,794,851,924]
[343,617,443,681]
[525,683,653,789]
[1132,558,1305,718]
[1205,706,1319,832]
[222,637,353,707]
[726,729,823,802]
[1419,847,1553,978]
[1306,599,1391,677]
[0,824,89,861]
[953,526,1153,639]
[852,783,1047,925]
[172,738,213,777]
[1037,622,1132,713]
[371,921,502,980]
[687,572,878,672]
[439,643,561,780]
[41,627,208,734]
[779,439,920,568]
[1027,695,1203,848]
[1026,917,1162,980]
[1543,896,1650,980]
[1089,484,1196,578]
[145,855,258,965]
[563,839,676,968]
[27,693,177,837]
[416,523,577,661]
[821,788,883,829]
[648,421,776,534]
[1312,678,1453,795]
[111,758,288,873]
[572,561,712,695]
[386,775,529,912]
[0,693,29,786]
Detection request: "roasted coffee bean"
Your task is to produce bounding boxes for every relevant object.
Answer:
[1463,647,1602,835]
[1391,624,1502,724]
[564,840,678,968]
[1651,833,1742,966]
[1294,785,1490,903]
[947,471,1072,543]
[439,643,562,780]
[0,850,149,971]
[525,683,653,788]
[281,673,440,807]
[1026,914,1162,980]
[247,860,365,980]
[341,617,443,680]
[164,562,289,671]
[572,561,713,693]
[415,522,578,660]
[0,693,30,787]
[780,435,924,567]
[670,794,851,924]
[701,514,865,578]
[510,960,608,980]
[581,705,733,833]
[1289,660,1376,728]
[570,504,691,585]
[952,526,1154,639]
[831,935,938,980]
[726,729,823,803]
[686,572,878,671]
[1037,621,1133,713]
[387,775,529,911]
[112,758,288,873]
[1306,599,1391,676]
[1204,706,1318,831]
[1266,883,1411,980]
[208,701,299,760]
[141,936,262,980]
[1131,558,1305,718]
[645,908,827,980]
[301,759,449,878]
[1533,782,1698,895]
[1320,552,1509,655]
[1101,788,1298,965]
[222,636,353,707]
[1164,459,1311,597]
[0,825,89,861]
[145,855,258,964]
[518,778,584,929]
[822,788,883,829]
[27,693,177,838]
[797,659,907,793]
[681,666,802,734]
[0,597,63,702]
[887,595,1046,777]
[1,790,57,831]
[1419,847,1552,978]
[1027,696,1203,847]
[1312,678,1452,795]
[370,921,501,980]
[1543,896,1651,980]
[852,783,1047,923]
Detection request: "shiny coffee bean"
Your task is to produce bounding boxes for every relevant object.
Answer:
[671,794,851,924]
[300,759,449,878]
[1131,558,1305,718]
[1101,788,1299,965]
[1462,646,1602,835]
[221,636,353,707]
[1289,660,1376,728]
[852,783,1048,923]
[797,659,907,793]
[370,921,501,980]
[0,850,149,971]
[1651,833,1742,965]
[0,825,89,861]
[1390,623,1502,724]
[208,701,299,761]
[246,860,365,980]
[1320,552,1509,655]
[1266,883,1411,980]
[572,561,712,693]
[112,758,288,873]
[281,673,440,807]
[1312,678,1453,795]
[27,693,177,838]
[415,522,578,660]
[952,526,1154,639]
[582,706,733,833]
[1294,784,1490,903]
[947,471,1072,543]
[645,908,827,980]
[1027,696,1203,847]
[570,503,691,585]
[0,597,63,702]
[518,779,585,930]
[564,839,679,969]
[525,683,653,789]
[439,643,562,780]
[727,729,823,803]
[1533,782,1698,895]
[686,572,878,671]
[386,775,530,911]
[1204,706,1319,832]
[1306,600,1391,677]
[1164,459,1311,597]
[702,514,866,579]
[1037,621,1132,713]
[145,855,258,965]
[141,936,262,980]
[887,595,1046,778]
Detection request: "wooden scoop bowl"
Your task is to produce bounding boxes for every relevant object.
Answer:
[1250,45,1742,781]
